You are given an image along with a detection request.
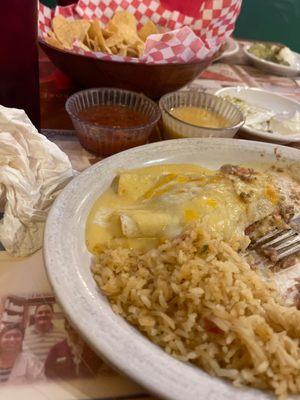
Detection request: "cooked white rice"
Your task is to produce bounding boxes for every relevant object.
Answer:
[92,224,300,399]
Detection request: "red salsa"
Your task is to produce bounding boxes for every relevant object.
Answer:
[76,104,153,156]
[78,105,149,128]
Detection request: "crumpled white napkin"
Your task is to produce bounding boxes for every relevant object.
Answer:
[0,105,74,257]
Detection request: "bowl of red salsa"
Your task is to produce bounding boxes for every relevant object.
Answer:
[66,88,161,156]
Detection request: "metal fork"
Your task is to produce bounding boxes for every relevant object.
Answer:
[251,216,300,261]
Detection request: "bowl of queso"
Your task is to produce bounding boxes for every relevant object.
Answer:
[66,88,161,156]
[159,91,244,139]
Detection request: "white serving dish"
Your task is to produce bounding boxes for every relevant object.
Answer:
[243,44,300,77]
[215,87,300,144]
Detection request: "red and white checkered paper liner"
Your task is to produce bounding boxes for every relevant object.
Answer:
[39,0,242,64]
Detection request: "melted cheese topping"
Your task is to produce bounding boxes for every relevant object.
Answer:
[86,164,279,253]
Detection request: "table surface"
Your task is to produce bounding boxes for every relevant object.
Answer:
[1,39,300,400]
[39,41,300,173]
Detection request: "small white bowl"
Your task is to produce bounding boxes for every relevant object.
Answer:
[213,37,240,62]
[243,44,300,77]
[215,87,300,144]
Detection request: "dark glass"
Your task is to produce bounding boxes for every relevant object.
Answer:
[0,0,40,128]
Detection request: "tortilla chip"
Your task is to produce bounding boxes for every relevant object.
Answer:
[110,11,138,33]
[138,20,158,42]
[107,20,119,34]
[102,28,115,39]
[136,42,145,57]
[110,46,119,55]
[108,11,141,45]
[117,44,128,56]
[105,33,124,48]
[84,33,93,50]
[50,11,149,58]
[45,32,64,49]
[88,20,112,53]
[127,46,139,57]
[76,41,91,51]
[52,16,90,49]
[72,19,91,41]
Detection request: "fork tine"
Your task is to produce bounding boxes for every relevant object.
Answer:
[277,242,300,260]
[251,215,300,260]
[260,230,295,248]
[272,234,300,251]
[253,229,281,246]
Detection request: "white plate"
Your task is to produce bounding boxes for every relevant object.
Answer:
[215,87,300,144]
[214,37,239,62]
[243,44,300,77]
[44,139,300,400]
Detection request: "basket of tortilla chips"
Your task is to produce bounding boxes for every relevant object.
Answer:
[38,0,242,97]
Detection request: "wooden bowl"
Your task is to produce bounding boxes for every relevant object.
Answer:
[39,41,213,99]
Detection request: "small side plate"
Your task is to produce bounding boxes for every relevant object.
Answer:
[243,44,300,77]
[215,87,300,144]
